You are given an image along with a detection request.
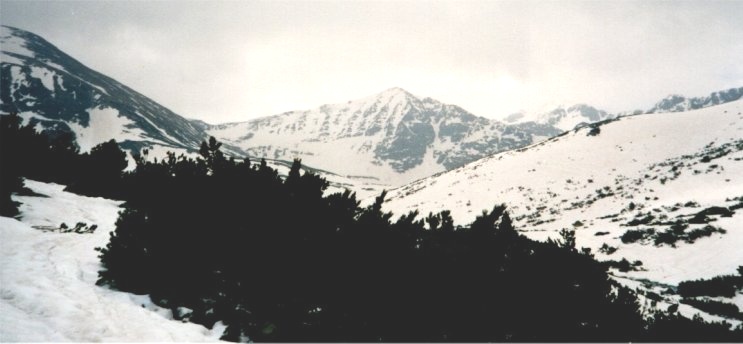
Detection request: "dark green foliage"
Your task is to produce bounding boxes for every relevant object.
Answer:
[603,258,643,273]
[645,313,743,342]
[0,114,24,216]
[622,228,651,243]
[653,230,677,246]
[100,139,629,341]
[91,138,739,342]
[65,139,127,198]
[681,299,742,320]
[698,206,734,217]
[689,212,711,224]
[1,112,128,209]
[0,112,85,215]
[556,228,577,251]
[626,213,655,226]
[1,113,83,183]
[685,225,727,243]
[599,243,617,255]
[689,206,734,224]
[678,273,743,298]
[621,224,726,247]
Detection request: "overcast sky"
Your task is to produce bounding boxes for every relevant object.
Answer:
[2,0,742,124]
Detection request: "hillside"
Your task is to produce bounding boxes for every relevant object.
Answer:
[382,99,743,320]
[0,26,208,154]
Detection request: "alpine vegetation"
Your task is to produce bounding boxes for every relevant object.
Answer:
[89,136,739,342]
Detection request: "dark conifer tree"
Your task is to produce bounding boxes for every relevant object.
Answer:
[66,139,127,198]
[0,113,24,216]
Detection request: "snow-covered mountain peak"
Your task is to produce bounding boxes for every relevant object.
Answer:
[649,94,690,114]
[503,102,614,131]
[647,87,743,114]
[503,87,743,131]
[375,86,415,99]
[206,88,561,186]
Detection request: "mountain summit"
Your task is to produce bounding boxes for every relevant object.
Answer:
[506,104,615,131]
[206,88,562,186]
[647,87,743,113]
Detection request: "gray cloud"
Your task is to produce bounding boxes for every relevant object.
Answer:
[2,0,742,123]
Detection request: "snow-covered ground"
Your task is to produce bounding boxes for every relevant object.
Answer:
[0,180,225,342]
[382,99,743,323]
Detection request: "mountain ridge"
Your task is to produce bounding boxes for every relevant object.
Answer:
[503,87,743,131]
[647,87,743,114]
[205,86,562,185]
[3,25,743,191]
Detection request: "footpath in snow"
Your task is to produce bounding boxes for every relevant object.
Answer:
[0,180,225,342]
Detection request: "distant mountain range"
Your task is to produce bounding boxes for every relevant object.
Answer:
[503,87,743,131]
[203,87,561,185]
[503,104,616,131]
[1,25,742,188]
[646,88,743,113]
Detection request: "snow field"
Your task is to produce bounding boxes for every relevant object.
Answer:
[382,100,743,303]
[0,180,225,342]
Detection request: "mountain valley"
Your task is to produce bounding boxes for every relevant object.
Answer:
[2,24,743,332]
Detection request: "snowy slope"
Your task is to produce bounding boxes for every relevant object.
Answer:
[207,88,561,186]
[0,180,225,341]
[0,25,208,154]
[382,100,743,308]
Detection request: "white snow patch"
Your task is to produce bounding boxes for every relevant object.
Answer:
[0,180,225,341]
[16,111,54,127]
[0,27,35,58]
[67,107,148,152]
[29,66,55,91]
